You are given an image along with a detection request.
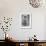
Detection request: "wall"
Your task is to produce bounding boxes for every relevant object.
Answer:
[0,0,46,40]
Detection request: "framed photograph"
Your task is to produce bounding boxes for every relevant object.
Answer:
[20,13,32,29]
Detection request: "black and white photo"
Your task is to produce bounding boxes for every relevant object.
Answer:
[22,14,30,26]
[20,13,32,29]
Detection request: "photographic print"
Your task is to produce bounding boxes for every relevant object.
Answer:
[20,13,32,29]
[22,14,30,26]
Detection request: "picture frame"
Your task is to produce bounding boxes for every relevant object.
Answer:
[20,12,32,29]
